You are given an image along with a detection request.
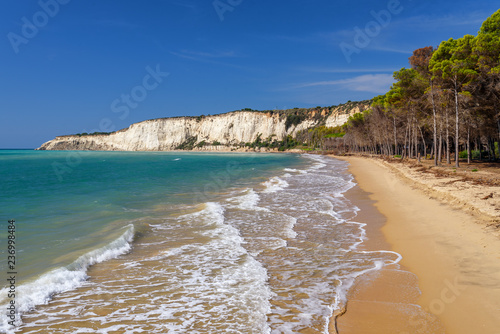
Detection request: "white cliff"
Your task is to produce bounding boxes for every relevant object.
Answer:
[37,101,370,151]
[325,105,367,128]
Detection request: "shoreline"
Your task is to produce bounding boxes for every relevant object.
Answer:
[332,156,500,333]
[328,175,438,333]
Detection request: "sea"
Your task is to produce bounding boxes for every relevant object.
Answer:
[0,150,401,333]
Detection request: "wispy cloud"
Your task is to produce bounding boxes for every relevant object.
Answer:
[248,32,315,44]
[300,67,397,74]
[89,19,140,29]
[165,0,198,10]
[320,10,491,56]
[391,11,490,31]
[289,74,394,94]
[170,49,249,70]
[368,44,413,55]
[173,49,237,59]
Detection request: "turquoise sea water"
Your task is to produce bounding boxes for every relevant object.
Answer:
[0,150,400,333]
[0,150,304,279]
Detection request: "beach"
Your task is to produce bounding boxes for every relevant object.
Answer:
[333,156,500,334]
[3,150,499,333]
[4,151,400,333]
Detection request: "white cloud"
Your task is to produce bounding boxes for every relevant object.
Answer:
[300,66,398,74]
[175,49,237,58]
[89,19,140,29]
[293,74,394,94]
[165,0,198,10]
[368,44,413,54]
[391,11,489,31]
[169,50,249,70]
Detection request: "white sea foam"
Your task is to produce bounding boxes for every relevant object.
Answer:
[156,202,274,333]
[262,176,289,193]
[330,251,402,323]
[256,154,404,333]
[10,154,403,333]
[226,188,270,212]
[283,215,298,239]
[303,154,327,171]
[283,168,307,174]
[0,225,135,332]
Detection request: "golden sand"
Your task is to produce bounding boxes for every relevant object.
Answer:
[333,156,500,334]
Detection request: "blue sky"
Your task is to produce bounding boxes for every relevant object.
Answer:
[1,0,498,148]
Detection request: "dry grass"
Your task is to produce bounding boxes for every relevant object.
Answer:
[378,156,500,186]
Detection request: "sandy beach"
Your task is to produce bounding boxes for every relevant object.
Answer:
[332,156,500,334]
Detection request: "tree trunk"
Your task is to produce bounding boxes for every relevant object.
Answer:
[438,115,443,164]
[467,127,471,164]
[446,110,451,164]
[403,123,409,159]
[454,83,460,168]
[489,138,495,162]
[393,114,397,156]
[477,137,482,161]
[495,99,500,160]
[497,117,500,160]
[431,81,438,166]
[419,126,427,160]
[414,122,418,159]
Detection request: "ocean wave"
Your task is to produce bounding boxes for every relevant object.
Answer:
[261,176,289,193]
[303,154,327,171]
[0,225,135,332]
[6,154,403,333]
[226,189,269,212]
[331,250,402,319]
[159,202,273,333]
[254,154,405,333]
[283,168,307,174]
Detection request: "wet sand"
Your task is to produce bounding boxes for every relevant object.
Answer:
[332,156,500,334]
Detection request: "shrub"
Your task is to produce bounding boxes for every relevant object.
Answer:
[195,141,206,148]
[459,150,481,160]
[176,136,198,150]
[285,114,306,130]
[324,132,345,138]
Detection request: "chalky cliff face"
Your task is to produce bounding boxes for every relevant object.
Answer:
[37,102,370,151]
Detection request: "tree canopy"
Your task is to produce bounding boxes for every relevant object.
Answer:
[342,9,500,163]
